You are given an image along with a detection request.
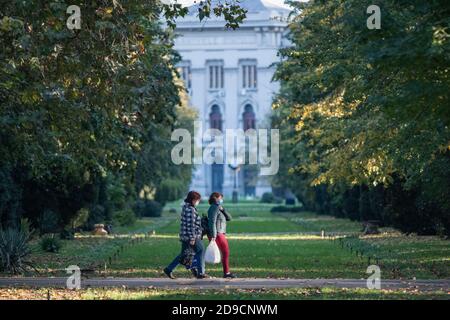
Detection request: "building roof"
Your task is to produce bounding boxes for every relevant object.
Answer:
[177,0,292,29]
[187,0,291,14]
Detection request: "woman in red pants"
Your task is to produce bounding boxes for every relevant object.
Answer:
[207,192,236,278]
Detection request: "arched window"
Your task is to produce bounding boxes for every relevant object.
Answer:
[209,104,222,131]
[242,104,256,130]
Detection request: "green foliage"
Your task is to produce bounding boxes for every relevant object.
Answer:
[273,0,450,235]
[59,227,75,240]
[37,210,60,235]
[162,0,247,29]
[0,228,33,274]
[71,208,89,230]
[270,206,304,213]
[260,192,282,204]
[40,234,63,253]
[113,209,136,227]
[134,200,163,218]
[155,179,186,206]
[0,1,196,232]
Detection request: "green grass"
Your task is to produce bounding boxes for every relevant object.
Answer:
[274,211,363,233]
[26,236,129,276]
[107,235,367,278]
[19,202,448,282]
[80,287,449,300]
[113,219,154,234]
[360,235,450,279]
[158,217,309,234]
[5,214,176,277]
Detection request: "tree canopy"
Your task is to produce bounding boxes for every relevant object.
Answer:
[0,0,200,230]
[273,0,450,235]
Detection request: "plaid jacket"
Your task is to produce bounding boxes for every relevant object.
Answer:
[179,203,202,242]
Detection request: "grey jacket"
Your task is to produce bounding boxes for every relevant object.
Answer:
[208,203,232,238]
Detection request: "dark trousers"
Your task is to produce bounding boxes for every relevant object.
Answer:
[166,238,205,275]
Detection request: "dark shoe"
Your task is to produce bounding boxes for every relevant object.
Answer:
[190,267,198,278]
[196,273,209,279]
[224,273,236,279]
[163,267,176,279]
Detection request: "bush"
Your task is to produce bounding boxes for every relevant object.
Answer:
[60,227,75,240]
[37,209,60,235]
[133,200,163,218]
[86,204,106,229]
[271,206,304,213]
[0,228,33,274]
[71,208,89,229]
[40,234,63,253]
[260,192,275,203]
[261,192,283,204]
[113,208,137,226]
[155,179,186,206]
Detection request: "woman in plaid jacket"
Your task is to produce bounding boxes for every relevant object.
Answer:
[164,191,207,279]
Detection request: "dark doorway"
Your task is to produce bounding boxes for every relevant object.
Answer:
[242,104,257,196]
[209,104,223,193]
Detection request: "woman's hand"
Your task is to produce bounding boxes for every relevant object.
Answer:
[189,239,195,246]
[211,237,215,241]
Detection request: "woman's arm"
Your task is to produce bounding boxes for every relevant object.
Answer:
[220,206,232,221]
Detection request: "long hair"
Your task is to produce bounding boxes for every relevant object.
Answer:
[184,190,201,206]
[208,192,223,205]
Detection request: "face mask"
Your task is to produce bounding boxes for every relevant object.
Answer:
[219,199,223,204]
[194,201,200,206]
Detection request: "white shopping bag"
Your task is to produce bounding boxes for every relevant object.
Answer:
[205,240,221,264]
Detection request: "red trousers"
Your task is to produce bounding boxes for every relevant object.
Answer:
[208,233,230,274]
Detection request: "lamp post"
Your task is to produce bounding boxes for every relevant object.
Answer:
[228,163,241,203]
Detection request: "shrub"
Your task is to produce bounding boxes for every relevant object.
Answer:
[113,208,137,226]
[133,200,163,218]
[155,179,186,206]
[260,192,274,203]
[260,192,283,204]
[60,227,75,240]
[0,228,33,274]
[37,209,60,235]
[40,234,63,253]
[271,206,304,213]
[71,208,89,229]
[86,204,106,229]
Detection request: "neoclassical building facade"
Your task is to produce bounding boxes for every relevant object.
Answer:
[174,0,291,198]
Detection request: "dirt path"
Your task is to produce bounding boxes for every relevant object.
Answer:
[0,277,448,291]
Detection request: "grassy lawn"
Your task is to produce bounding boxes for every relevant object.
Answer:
[107,235,367,278]
[1,287,448,300]
[356,234,450,279]
[26,236,129,276]
[275,212,364,233]
[3,201,449,300]
[1,214,174,277]
[158,217,311,234]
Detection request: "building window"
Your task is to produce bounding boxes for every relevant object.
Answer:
[241,63,257,89]
[177,61,191,90]
[208,62,224,89]
[209,104,222,131]
[243,104,256,131]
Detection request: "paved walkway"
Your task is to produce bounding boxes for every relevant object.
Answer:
[0,277,448,291]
